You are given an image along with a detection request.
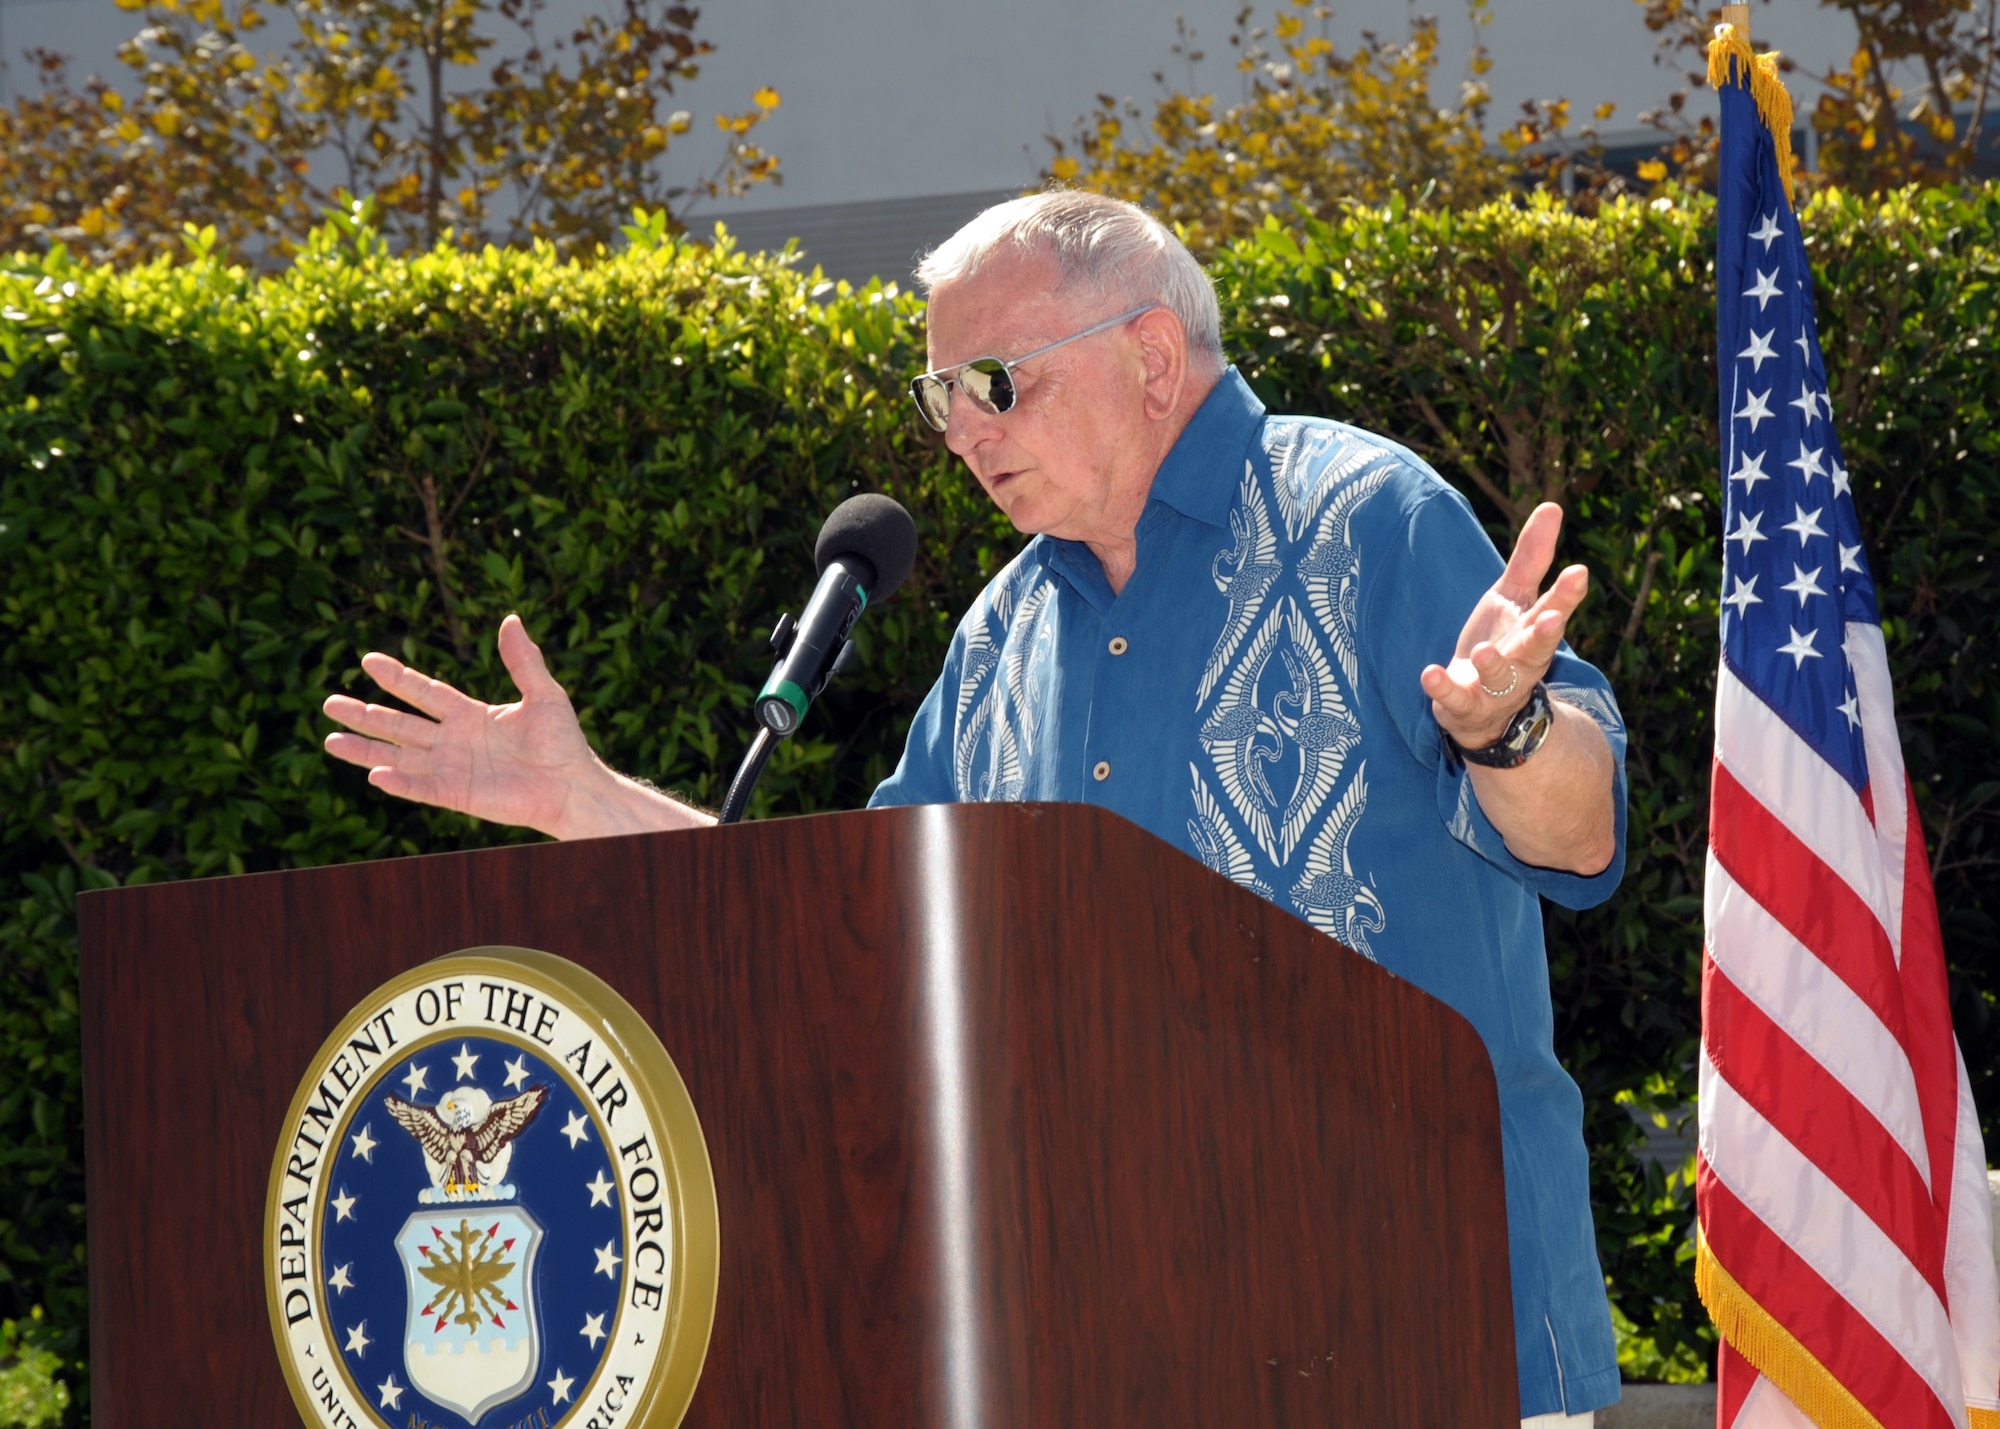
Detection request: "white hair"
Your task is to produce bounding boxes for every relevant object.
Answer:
[915,191,1225,370]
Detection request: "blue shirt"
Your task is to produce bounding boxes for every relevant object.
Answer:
[871,368,1628,1418]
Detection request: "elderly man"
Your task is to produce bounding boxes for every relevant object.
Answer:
[324,191,1626,1426]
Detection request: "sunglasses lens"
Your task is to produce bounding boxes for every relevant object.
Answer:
[911,358,1019,431]
[958,359,1015,415]
[912,376,951,431]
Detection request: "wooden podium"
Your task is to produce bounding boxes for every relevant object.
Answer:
[78,802,1519,1427]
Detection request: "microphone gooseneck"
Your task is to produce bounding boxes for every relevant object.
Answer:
[718,494,918,825]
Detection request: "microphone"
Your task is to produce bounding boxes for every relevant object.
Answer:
[719,494,918,824]
[755,493,919,736]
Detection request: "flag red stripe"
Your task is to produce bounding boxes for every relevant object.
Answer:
[1711,762,1908,1047]
[1894,774,1963,1243]
[1699,1159,1957,1429]
[1718,1337,1757,1427]
[1704,955,1945,1297]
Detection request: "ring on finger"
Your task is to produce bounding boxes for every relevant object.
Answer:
[1479,664,1519,699]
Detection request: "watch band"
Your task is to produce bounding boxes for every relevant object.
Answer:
[1453,681,1555,770]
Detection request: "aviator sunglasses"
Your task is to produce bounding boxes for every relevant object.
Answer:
[909,304,1157,432]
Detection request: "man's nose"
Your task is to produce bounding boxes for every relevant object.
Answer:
[944,392,1002,456]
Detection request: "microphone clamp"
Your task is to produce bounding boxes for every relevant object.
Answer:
[754,559,868,737]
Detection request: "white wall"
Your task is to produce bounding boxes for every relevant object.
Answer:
[679,0,1861,212]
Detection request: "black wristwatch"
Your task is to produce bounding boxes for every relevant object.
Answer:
[1451,681,1555,770]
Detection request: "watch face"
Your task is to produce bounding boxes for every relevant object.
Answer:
[1514,705,1553,754]
[1454,684,1553,768]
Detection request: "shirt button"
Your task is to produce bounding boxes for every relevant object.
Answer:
[1108,636,1129,655]
[1093,760,1111,782]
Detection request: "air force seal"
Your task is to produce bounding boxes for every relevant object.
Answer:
[265,948,718,1429]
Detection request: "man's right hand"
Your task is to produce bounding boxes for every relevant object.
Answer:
[323,614,713,839]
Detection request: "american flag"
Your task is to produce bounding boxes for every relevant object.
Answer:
[1699,24,2000,1429]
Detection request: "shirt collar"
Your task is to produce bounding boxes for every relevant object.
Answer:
[1144,366,1266,529]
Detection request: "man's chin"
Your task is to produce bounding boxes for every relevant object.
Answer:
[1002,507,1053,539]
[984,478,1066,540]
[989,487,1045,536]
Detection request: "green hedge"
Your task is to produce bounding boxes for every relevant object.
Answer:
[4,188,1998,1409]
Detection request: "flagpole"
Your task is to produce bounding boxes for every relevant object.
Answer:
[1720,3,1749,37]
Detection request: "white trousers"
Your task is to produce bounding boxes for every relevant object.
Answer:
[1521,1414,1594,1428]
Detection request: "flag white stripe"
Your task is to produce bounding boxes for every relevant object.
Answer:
[1849,624,1909,958]
[1705,855,1932,1184]
[1733,1373,1820,1428]
[1714,663,1894,931]
[1700,1050,1966,1412]
[1945,1045,2000,1408]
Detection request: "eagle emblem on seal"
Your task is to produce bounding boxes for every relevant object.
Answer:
[385,1085,547,1201]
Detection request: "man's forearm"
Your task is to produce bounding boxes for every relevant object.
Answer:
[1465,702,1618,876]
[547,759,717,840]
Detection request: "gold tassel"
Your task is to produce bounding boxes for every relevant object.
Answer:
[1695,1238,1885,1429]
[1707,22,1798,206]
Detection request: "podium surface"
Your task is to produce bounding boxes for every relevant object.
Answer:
[80,802,1518,1427]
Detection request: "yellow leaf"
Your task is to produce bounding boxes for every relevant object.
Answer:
[1637,159,1667,181]
[752,86,781,110]
[100,90,125,113]
[1051,155,1080,180]
[1595,101,1616,121]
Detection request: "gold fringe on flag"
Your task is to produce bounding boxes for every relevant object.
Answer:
[1694,1236,1885,1429]
[1707,22,1798,207]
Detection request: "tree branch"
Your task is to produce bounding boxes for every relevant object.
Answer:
[1405,387,1525,525]
[424,3,448,247]
[1621,548,1662,647]
[405,470,472,661]
[1962,0,2000,167]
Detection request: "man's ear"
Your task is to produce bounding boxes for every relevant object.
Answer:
[1133,307,1188,420]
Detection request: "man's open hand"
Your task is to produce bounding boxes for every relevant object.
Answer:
[1420,502,1589,751]
[1415,501,1616,874]
[323,615,603,837]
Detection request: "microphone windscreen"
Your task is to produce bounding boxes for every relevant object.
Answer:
[815,492,918,599]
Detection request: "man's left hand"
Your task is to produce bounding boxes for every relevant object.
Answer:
[1420,501,1587,750]
[1421,501,1617,876]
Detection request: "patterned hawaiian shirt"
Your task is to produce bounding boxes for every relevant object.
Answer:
[869,366,1629,1418]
